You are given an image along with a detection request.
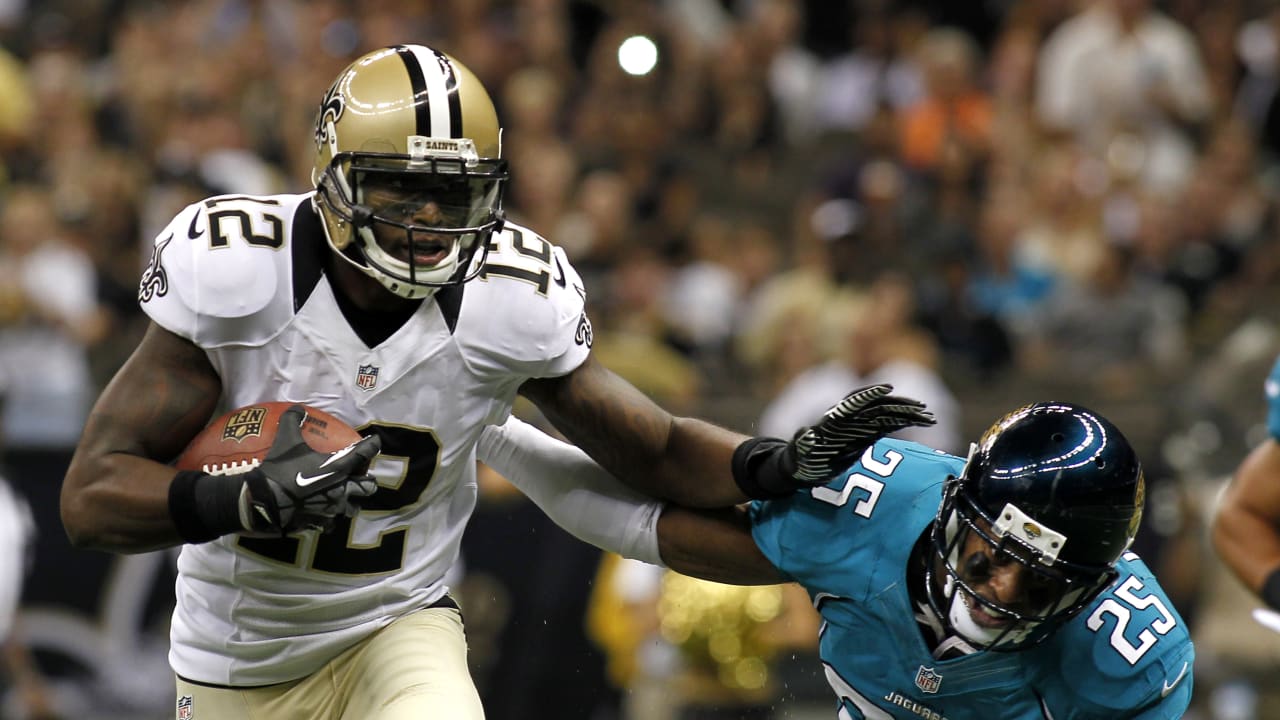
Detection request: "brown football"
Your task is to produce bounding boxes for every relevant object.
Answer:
[174,402,362,475]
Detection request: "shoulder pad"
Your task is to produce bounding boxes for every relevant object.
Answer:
[751,440,956,597]
[457,222,591,377]
[1036,554,1194,715]
[139,194,311,347]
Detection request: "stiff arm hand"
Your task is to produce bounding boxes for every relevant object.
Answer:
[734,384,936,497]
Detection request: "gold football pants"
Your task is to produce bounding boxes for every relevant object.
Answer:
[173,604,484,719]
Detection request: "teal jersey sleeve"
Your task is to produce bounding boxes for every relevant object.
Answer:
[749,440,960,601]
[1030,553,1194,719]
[1267,355,1280,439]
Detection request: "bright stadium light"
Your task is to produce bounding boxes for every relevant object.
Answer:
[617,35,658,76]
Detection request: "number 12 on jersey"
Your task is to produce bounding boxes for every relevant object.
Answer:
[236,422,440,575]
[479,228,559,295]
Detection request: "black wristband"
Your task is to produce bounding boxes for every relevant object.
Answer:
[168,470,244,544]
[731,436,795,499]
[1263,566,1280,611]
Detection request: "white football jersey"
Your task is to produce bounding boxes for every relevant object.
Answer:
[0,477,33,640]
[139,192,593,685]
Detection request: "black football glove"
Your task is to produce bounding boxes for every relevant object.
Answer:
[733,384,935,498]
[236,405,381,536]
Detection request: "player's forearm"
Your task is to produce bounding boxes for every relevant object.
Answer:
[1213,441,1280,603]
[565,413,751,508]
[656,505,784,585]
[61,450,186,553]
[521,358,753,507]
[1212,500,1280,600]
[648,416,752,506]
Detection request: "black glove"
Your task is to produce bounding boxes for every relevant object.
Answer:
[733,384,935,498]
[237,405,382,536]
[170,405,382,543]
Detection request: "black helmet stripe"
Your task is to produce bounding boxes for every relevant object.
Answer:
[395,45,461,139]
[393,45,431,136]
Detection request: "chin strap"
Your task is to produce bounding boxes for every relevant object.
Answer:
[933,634,980,660]
[913,599,979,660]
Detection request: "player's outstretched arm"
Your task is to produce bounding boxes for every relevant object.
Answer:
[1212,437,1280,605]
[521,358,933,508]
[655,505,784,585]
[520,355,746,507]
[62,322,223,552]
[478,416,784,585]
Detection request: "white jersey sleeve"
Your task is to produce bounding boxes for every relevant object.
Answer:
[139,194,311,348]
[0,478,33,639]
[477,417,664,565]
[455,222,593,382]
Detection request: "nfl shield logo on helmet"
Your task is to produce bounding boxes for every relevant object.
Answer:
[177,695,194,719]
[915,666,942,694]
[356,364,380,391]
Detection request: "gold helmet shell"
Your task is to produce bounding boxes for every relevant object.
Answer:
[311,45,507,299]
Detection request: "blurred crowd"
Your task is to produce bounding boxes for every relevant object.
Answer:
[3,0,1280,717]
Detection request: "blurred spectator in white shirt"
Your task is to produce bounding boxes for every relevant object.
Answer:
[0,185,103,449]
[813,8,924,136]
[1037,0,1212,194]
[758,272,961,453]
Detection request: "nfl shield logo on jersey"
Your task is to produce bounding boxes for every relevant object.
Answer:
[356,364,380,391]
[915,665,942,694]
[177,695,194,719]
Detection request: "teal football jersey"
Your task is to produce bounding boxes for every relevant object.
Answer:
[1266,355,1280,439]
[750,439,1194,719]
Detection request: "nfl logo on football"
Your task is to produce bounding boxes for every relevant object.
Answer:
[177,695,194,719]
[915,665,942,694]
[356,364,380,391]
[221,406,267,441]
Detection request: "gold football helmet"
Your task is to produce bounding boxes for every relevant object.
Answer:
[311,45,507,299]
